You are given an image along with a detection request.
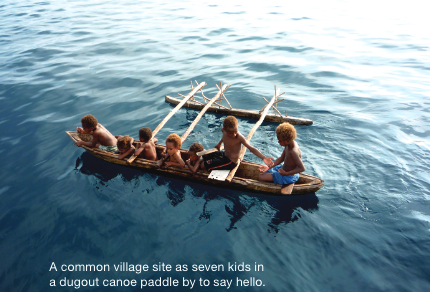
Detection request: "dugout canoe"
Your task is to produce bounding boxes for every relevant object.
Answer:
[165,95,313,125]
[67,131,324,195]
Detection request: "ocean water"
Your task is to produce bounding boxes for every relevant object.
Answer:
[1,0,429,291]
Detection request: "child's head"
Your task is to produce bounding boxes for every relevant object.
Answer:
[117,135,133,154]
[139,127,152,142]
[223,116,238,138]
[165,133,182,156]
[276,122,297,145]
[188,142,204,162]
[81,114,98,132]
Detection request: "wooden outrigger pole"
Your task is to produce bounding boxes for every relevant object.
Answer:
[127,81,207,164]
[155,83,231,168]
[181,84,230,142]
[225,86,282,182]
[152,81,207,137]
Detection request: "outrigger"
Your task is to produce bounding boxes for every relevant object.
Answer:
[66,81,323,195]
[165,80,313,125]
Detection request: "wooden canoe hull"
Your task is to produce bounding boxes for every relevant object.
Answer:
[165,95,313,125]
[66,131,323,195]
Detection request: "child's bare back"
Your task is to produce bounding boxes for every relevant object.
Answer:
[135,127,158,161]
[76,115,117,150]
[135,138,158,161]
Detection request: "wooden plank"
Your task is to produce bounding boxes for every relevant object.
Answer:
[225,88,281,182]
[197,148,218,157]
[281,183,295,195]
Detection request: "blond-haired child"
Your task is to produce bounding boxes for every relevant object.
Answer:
[162,133,185,168]
[116,135,135,160]
[258,122,305,184]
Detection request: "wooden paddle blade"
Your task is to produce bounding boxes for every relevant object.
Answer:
[281,183,294,195]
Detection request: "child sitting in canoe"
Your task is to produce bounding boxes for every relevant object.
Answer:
[186,142,204,173]
[258,122,305,184]
[202,116,273,171]
[134,127,158,161]
[160,133,185,168]
[76,114,118,153]
[116,135,135,160]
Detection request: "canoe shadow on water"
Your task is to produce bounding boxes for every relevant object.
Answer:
[76,152,319,233]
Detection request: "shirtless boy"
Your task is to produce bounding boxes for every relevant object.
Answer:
[202,116,273,171]
[186,142,204,173]
[258,122,305,184]
[76,114,118,153]
[162,133,185,168]
[134,127,158,161]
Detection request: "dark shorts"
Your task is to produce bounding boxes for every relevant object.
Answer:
[203,151,237,171]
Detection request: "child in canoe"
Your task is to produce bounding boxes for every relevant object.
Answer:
[134,127,158,161]
[186,142,204,173]
[202,116,273,171]
[159,133,185,168]
[258,122,305,184]
[116,135,135,160]
[76,114,118,153]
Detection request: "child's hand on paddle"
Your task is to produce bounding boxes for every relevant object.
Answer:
[76,127,84,133]
[263,157,274,167]
[76,141,84,147]
[259,165,269,173]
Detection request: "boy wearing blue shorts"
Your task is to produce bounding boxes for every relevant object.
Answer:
[258,122,305,185]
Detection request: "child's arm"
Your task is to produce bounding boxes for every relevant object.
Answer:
[278,151,305,176]
[259,152,285,172]
[76,131,100,148]
[186,157,203,173]
[214,138,223,150]
[134,143,145,157]
[164,152,185,168]
[160,148,166,158]
[240,135,273,167]
[118,146,135,160]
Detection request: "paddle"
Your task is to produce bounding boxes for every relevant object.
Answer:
[281,183,295,195]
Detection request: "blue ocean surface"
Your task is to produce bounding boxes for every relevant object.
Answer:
[1,0,429,291]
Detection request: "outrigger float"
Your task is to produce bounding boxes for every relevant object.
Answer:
[67,81,323,195]
[165,80,313,125]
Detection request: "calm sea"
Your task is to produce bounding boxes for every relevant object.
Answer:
[1,0,429,291]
